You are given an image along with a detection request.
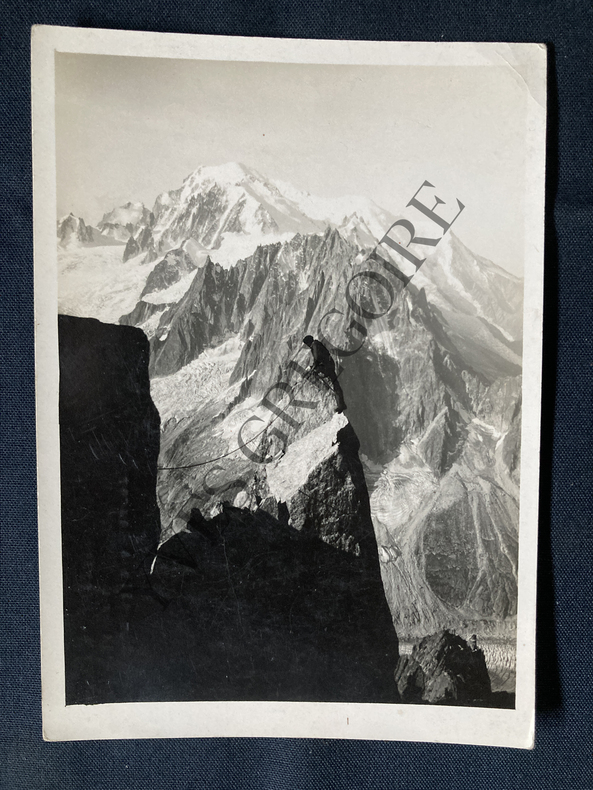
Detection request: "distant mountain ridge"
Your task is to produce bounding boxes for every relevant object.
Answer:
[61,162,397,267]
[57,213,123,248]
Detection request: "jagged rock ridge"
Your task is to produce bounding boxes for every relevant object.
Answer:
[57,213,123,248]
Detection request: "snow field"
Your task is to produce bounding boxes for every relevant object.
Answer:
[57,245,158,324]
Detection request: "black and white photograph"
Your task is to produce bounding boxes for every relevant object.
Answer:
[32,29,546,746]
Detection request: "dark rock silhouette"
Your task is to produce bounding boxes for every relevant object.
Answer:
[394,630,492,705]
[58,315,162,704]
[153,498,399,703]
[59,316,399,705]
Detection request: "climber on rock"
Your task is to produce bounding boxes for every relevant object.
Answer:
[302,335,347,413]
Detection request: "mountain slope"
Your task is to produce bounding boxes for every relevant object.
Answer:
[412,233,523,380]
[140,162,397,268]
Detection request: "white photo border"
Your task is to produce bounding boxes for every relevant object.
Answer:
[32,25,546,747]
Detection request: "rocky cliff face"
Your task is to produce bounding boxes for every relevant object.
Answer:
[141,227,360,383]
[123,224,155,262]
[372,373,521,638]
[263,414,375,556]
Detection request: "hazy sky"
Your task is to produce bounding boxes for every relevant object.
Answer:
[56,53,527,274]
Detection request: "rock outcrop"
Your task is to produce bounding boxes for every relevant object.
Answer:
[123,224,155,262]
[57,213,122,247]
[263,414,375,556]
[140,246,198,298]
[57,213,94,244]
[394,630,491,705]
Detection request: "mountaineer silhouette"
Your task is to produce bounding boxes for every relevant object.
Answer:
[302,335,347,413]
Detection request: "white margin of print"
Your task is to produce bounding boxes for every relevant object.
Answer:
[32,25,546,748]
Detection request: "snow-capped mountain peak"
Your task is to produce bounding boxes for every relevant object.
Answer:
[271,178,395,241]
[97,201,154,243]
[99,200,150,225]
[149,162,321,266]
[181,161,263,189]
[145,161,400,268]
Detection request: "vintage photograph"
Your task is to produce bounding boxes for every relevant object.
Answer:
[33,29,546,746]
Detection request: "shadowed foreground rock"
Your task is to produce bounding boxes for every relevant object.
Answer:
[395,630,492,705]
[153,501,399,703]
[59,315,162,705]
[59,315,399,705]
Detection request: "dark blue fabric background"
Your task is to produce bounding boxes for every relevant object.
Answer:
[2,1,592,787]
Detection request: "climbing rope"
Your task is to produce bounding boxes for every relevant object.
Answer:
[156,349,335,473]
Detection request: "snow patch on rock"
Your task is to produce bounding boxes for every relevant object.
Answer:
[143,268,199,304]
[266,413,349,502]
